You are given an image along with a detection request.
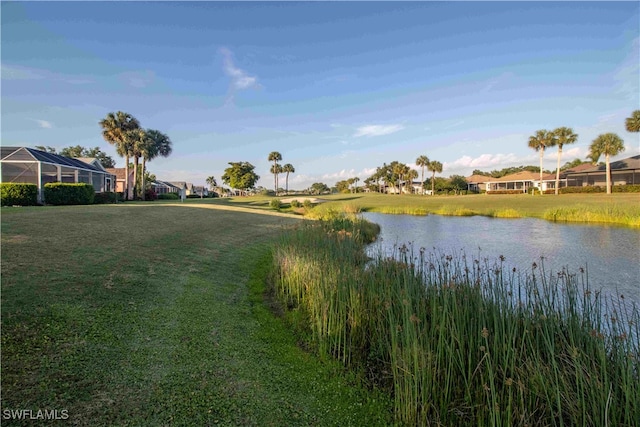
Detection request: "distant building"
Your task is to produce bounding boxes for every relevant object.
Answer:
[562,155,640,187]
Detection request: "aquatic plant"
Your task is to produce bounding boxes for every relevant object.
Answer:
[270,218,640,425]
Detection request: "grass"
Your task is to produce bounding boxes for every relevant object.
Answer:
[310,193,640,227]
[270,215,640,425]
[163,192,640,227]
[1,204,393,426]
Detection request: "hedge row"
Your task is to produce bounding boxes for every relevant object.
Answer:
[559,184,640,194]
[0,183,38,206]
[44,183,94,205]
[487,190,528,195]
[158,193,180,200]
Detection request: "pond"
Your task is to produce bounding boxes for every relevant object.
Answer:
[363,213,640,305]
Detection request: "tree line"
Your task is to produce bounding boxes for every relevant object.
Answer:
[92,109,638,198]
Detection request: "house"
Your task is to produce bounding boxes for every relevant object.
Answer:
[485,171,559,193]
[1,146,116,203]
[105,168,135,197]
[167,182,198,196]
[192,186,208,197]
[380,181,433,195]
[465,174,491,193]
[563,155,640,187]
[151,180,181,195]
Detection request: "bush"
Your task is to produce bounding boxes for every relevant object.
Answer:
[290,200,301,208]
[559,185,640,194]
[158,193,180,200]
[303,199,313,210]
[144,189,158,201]
[488,190,528,195]
[44,183,95,205]
[186,194,203,199]
[269,199,281,210]
[0,183,38,206]
[94,192,117,204]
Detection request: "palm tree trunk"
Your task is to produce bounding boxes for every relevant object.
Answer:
[606,154,611,194]
[124,154,130,200]
[133,156,139,200]
[555,145,562,195]
[286,172,289,194]
[431,172,435,196]
[539,150,544,195]
[421,167,425,195]
[141,157,147,201]
[273,161,277,194]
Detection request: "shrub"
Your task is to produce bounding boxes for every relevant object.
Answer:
[303,199,313,210]
[559,185,640,194]
[158,193,180,200]
[44,183,95,205]
[144,189,158,201]
[488,190,528,195]
[94,192,117,204]
[290,199,301,208]
[0,183,38,206]
[613,184,640,193]
[186,194,203,199]
[269,199,281,210]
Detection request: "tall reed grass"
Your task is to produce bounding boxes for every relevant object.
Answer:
[270,216,639,426]
[544,204,640,227]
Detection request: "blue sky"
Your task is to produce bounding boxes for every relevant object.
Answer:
[2,1,639,190]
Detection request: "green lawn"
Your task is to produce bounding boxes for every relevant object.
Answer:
[169,192,640,226]
[1,204,392,426]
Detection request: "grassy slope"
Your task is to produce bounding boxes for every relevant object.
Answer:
[1,205,392,426]
[186,192,640,225]
[314,192,640,218]
[163,192,638,217]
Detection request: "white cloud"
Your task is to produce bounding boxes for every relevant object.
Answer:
[353,124,404,138]
[220,47,260,91]
[446,153,521,172]
[34,119,53,129]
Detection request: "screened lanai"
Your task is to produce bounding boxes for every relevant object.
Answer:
[1,147,115,203]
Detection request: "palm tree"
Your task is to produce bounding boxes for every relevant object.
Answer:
[206,176,218,196]
[140,129,172,200]
[406,169,418,194]
[99,111,140,200]
[552,127,578,195]
[589,133,625,194]
[270,164,283,194]
[415,155,430,195]
[528,130,556,195]
[206,176,217,190]
[282,163,295,194]
[267,151,282,194]
[391,162,405,195]
[127,128,150,199]
[352,177,360,193]
[626,110,640,132]
[427,160,443,196]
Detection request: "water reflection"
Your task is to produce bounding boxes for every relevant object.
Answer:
[363,213,640,304]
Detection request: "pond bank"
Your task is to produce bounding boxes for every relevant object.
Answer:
[270,214,639,425]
